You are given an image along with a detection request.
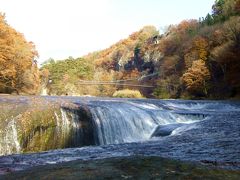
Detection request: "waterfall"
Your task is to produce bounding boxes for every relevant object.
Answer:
[1,99,239,175]
[88,100,207,145]
[90,104,156,144]
[0,117,21,155]
[8,120,21,153]
[0,107,92,156]
[1,98,223,156]
[54,112,61,126]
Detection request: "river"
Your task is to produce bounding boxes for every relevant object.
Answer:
[0,96,240,178]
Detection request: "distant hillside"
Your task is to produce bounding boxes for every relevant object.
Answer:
[41,0,240,99]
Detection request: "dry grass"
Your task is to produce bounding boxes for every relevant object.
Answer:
[113,89,144,98]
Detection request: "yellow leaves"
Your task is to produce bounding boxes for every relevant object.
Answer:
[183,36,209,70]
[40,68,49,79]
[177,20,198,34]
[184,51,198,69]
[194,37,208,61]
[94,57,106,68]
[0,13,39,94]
[182,60,210,96]
[113,89,144,98]
[21,66,41,94]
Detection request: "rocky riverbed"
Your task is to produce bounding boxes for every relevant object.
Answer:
[0,96,240,179]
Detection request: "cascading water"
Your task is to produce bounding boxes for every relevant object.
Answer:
[0,117,21,155]
[0,97,240,175]
[0,105,94,156]
[88,100,208,145]
[1,97,239,156]
[0,98,210,156]
[90,103,157,144]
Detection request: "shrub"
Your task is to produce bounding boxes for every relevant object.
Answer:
[113,89,144,98]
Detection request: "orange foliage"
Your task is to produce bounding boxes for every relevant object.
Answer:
[182,60,210,96]
[84,26,157,71]
[194,37,208,61]
[162,56,179,76]
[0,13,39,94]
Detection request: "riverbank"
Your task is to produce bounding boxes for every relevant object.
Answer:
[2,156,240,180]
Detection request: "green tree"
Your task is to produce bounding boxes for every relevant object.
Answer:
[205,13,214,25]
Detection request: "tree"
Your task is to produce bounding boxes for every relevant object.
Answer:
[182,60,210,96]
[20,66,41,94]
[41,57,94,95]
[205,13,214,25]
[0,13,39,94]
[94,70,117,97]
[194,37,209,61]
[184,51,198,69]
[162,55,179,76]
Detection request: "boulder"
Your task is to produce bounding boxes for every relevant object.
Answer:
[151,123,185,137]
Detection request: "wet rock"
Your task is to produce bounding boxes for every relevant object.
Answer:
[151,123,185,137]
[2,156,240,180]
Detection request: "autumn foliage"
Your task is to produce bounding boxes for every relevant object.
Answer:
[41,0,240,99]
[113,89,144,98]
[0,13,40,94]
[182,60,210,96]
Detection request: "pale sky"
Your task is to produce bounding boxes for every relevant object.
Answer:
[0,0,215,64]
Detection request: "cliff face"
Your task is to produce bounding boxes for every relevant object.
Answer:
[41,0,240,99]
[84,26,159,73]
[99,22,240,99]
[84,17,240,99]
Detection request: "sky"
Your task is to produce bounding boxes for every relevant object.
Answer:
[0,0,215,64]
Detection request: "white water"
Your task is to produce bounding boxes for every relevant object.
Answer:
[0,117,21,155]
[0,109,79,156]
[60,109,71,129]
[2,99,237,155]
[89,101,208,145]
[165,101,240,111]
[54,112,61,127]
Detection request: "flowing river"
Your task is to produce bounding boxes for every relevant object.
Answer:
[0,96,240,178]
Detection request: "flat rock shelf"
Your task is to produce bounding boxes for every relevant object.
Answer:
[0,96,240,179]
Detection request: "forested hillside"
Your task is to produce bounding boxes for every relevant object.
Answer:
[1,0,237,98]
[41,26,157,96]
[41,0,240,99]
[0,13,40,95]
